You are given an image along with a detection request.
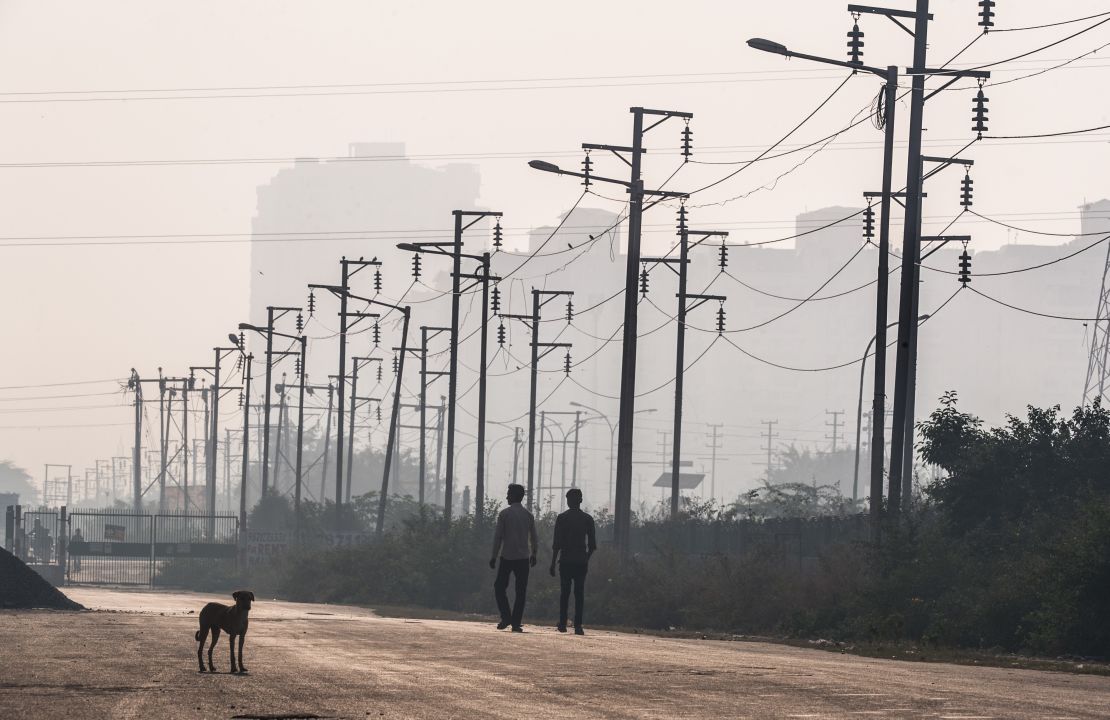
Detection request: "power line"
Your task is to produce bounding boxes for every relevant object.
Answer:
[967,286,1109,322]
[993,10,1110,33]
[967,15,1110,70]
[985,122,1110,139]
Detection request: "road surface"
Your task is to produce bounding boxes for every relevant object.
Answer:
[0,587,1106,719]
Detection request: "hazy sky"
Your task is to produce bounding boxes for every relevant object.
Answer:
[1,1,1107,497]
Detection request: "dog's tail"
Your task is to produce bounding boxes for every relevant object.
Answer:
[195,630,201,641]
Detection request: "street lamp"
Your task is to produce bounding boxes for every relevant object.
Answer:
[853,314,930,504]
[570,402,656,511]
[748,35,900,530]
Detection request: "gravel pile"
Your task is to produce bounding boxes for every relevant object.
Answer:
[0,546,83,610]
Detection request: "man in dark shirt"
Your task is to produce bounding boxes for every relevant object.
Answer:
[549,488,597,635]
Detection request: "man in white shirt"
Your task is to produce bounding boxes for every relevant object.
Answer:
[489,483,538,632]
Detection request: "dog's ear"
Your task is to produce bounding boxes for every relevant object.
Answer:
[248,591,255,602]
[232,591,242,602]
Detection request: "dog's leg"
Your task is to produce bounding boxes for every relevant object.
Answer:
[196,627,209,672]
[208,627,221,672]
[237,631,247,673]
[228,633,237,673]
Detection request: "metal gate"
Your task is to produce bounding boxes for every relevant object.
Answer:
[64,512,238,587]
[67,511,154,586]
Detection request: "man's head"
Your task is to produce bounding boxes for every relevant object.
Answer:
[506,483,525,504]
[566,488,583,508]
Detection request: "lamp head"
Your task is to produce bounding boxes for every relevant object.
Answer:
[528,159,562,174]
[747,38,789,56]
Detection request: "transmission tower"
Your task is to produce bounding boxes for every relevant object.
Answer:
[1082,241,1110,406]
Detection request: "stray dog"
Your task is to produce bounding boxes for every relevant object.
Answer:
[195,590,254,673]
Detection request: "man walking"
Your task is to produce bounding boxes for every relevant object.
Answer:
[490,483,538,632]
[549,487,596,635]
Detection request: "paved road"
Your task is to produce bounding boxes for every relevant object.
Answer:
[0,587,1106,719]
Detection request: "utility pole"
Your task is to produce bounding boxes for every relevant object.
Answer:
[377,303,411,535]
[571,411,581,492]
[308,259,380,527]
[238,352,252,528]
[501,288,573,511]
[537,411,546,510]
[273,378,287,493]
[530,107,691,556]
[346,357,381,504]
[434,397,445,502]
[706,423,723,502]
[511,426,522,488]
[293,337,307,539]
[457,251,499,523]
[398,210,502,523]
[418,326,450,506]
[878,0,989,517]
[761,420,778,483]
[128,369,143,512]
[320,382,334,505]
[182,375,191,512]
[643,204,727,519]
[825,410,844,453]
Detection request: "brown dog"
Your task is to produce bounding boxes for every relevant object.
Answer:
[195,590,254,673]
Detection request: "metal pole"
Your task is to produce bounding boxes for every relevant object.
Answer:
[320,383,334,505]
[670,218,689,520]
[131,370,143,512]
[537,410,546,512]
[902,279,922,511]
[378,309,410,534]
[419,326,429,506]
[208,350,222,526]
[512,427,521,487]
[273,383,286,492]
[870,66,899,530]
[294,338,307,539]
[572,411,581,490]
[182,383,190,512]
[158,376,167,513]
[475,252,491,522]
[261,306,276,497]
[615,108,646,558]
[335,259,350,528]
[434,398,445,502]
[888,2,931,520]
[239,354,252,528]
[856,334,878,504]
[444,214,463,523]
[526,290,540,510]
[346,360,359,505]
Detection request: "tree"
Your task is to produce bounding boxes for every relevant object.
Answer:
[0,461,36,503]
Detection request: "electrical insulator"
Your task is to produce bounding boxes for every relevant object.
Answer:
[234,354,243,372]
[681,123,693,161]
[376,364,382,383]
[491,286,501,315]
[188,374,196,390]
[497,321,506,346]
[716,303,726,335]
[374,268,382,292]
[581,151,592,188]
[564,351,572,376]
[960,173,974,208]
[958,249,972,286]
[296,312,304,334]
[847,17,864,67]
[639,264,650,297]
[372,322,381,348]
[238,390,244,408]
[972,85,989,138]
[412,253,422,280]
[493,219,503,249]
[376,405,382,423]
[294,357,302,376]
[392,353,398,374]
[863,204,875,239]
[239,331,246,350]
[676,204,688,235]
[566,299,574,323]
[718,241,728,270]
[978,0,995,31]
[307,290,316,317]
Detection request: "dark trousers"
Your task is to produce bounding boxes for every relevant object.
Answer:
[558,562,588,628]
[493,557,530,627]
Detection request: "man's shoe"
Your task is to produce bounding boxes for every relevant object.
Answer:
[496,620,511,630]
[574,626,585,636]
[556,624,567,633]
[511,626,524,633]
